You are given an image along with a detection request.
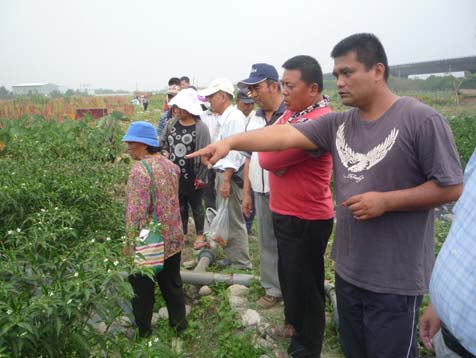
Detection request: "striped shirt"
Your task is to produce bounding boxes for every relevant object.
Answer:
[430,149,476,355]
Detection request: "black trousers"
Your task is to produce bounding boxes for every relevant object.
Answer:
[335,273,422,358]
[272,213,333,358]
[202,170,216,210]
[128,252,187,337]
[179,181,205,235]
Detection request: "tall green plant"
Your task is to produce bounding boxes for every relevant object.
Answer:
[448,114,476,167]
[0,114,136,356]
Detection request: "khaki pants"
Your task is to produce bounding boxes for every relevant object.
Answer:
[255,193,281,297]
[215,172,251,269]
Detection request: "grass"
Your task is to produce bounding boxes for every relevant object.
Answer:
[1,89,470,357]
[118,221,419,358]
[118,90,470,357]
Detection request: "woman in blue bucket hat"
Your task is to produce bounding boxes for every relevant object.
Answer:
[122,121,187,337]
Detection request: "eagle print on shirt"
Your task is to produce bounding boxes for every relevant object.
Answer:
[336,123,399,182]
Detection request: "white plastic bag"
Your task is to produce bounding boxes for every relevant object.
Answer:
[206,198,229,247]
[203,207,217,234]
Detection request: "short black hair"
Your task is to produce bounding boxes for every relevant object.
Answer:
[180,76,190,83]
[331,33,389,81]
[146,145,161,154]
[168,77,181,86]
[282,55,323,93]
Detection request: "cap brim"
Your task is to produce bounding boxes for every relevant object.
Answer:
[121,135,159,147]
[198,87,220,97]
[237,98,254,104]
[168,97,203,116]
[238,77,266,88]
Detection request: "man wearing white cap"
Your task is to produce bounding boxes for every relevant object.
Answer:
[198,78,251,269]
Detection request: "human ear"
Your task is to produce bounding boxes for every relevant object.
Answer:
[374,63,386,82]
[309,83,319,95]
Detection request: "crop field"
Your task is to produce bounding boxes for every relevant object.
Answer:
[0,95,134,121]
[0,91,475,357]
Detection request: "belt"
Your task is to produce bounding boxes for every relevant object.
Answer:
[441,324,474,358]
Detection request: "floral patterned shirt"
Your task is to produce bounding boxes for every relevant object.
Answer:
[125,154,184,259]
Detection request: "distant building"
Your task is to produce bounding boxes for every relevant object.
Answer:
[94,92,133,97]
[12,83,59,95]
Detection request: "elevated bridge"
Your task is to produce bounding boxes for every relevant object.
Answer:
[324,56,476,80]
[390,56,476,77]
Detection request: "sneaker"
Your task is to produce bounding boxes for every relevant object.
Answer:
[257,295,282,309]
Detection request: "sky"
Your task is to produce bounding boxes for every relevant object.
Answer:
[1,0,475,92]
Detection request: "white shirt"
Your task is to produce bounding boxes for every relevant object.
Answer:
[200,110,219,140]
[245,112,270,193]
[213,105,246,171]
[245,110,256,124]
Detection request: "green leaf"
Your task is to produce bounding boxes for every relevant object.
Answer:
[55,316,62,338]
[0,322,15,336]
[17,322,33,334]
[71,331,91,356]
[41,338,54,357]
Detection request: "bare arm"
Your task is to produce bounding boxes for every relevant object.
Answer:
[343,180,463,220]
[187,124,316,167]
[242,158,252,218]
[218,168,234,198]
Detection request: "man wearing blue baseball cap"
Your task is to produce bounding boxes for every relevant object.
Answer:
[238,64,285,310]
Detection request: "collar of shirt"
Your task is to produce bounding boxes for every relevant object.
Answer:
[255,100,287,126]
[212,105,246,171]
[286,95,330,124]
[246,110,256,121]
[216,104,234,128]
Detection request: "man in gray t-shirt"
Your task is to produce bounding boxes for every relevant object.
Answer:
[188,33,463,358]
[298,96,462,297]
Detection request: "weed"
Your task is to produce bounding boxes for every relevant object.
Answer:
[0,92,471,356]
